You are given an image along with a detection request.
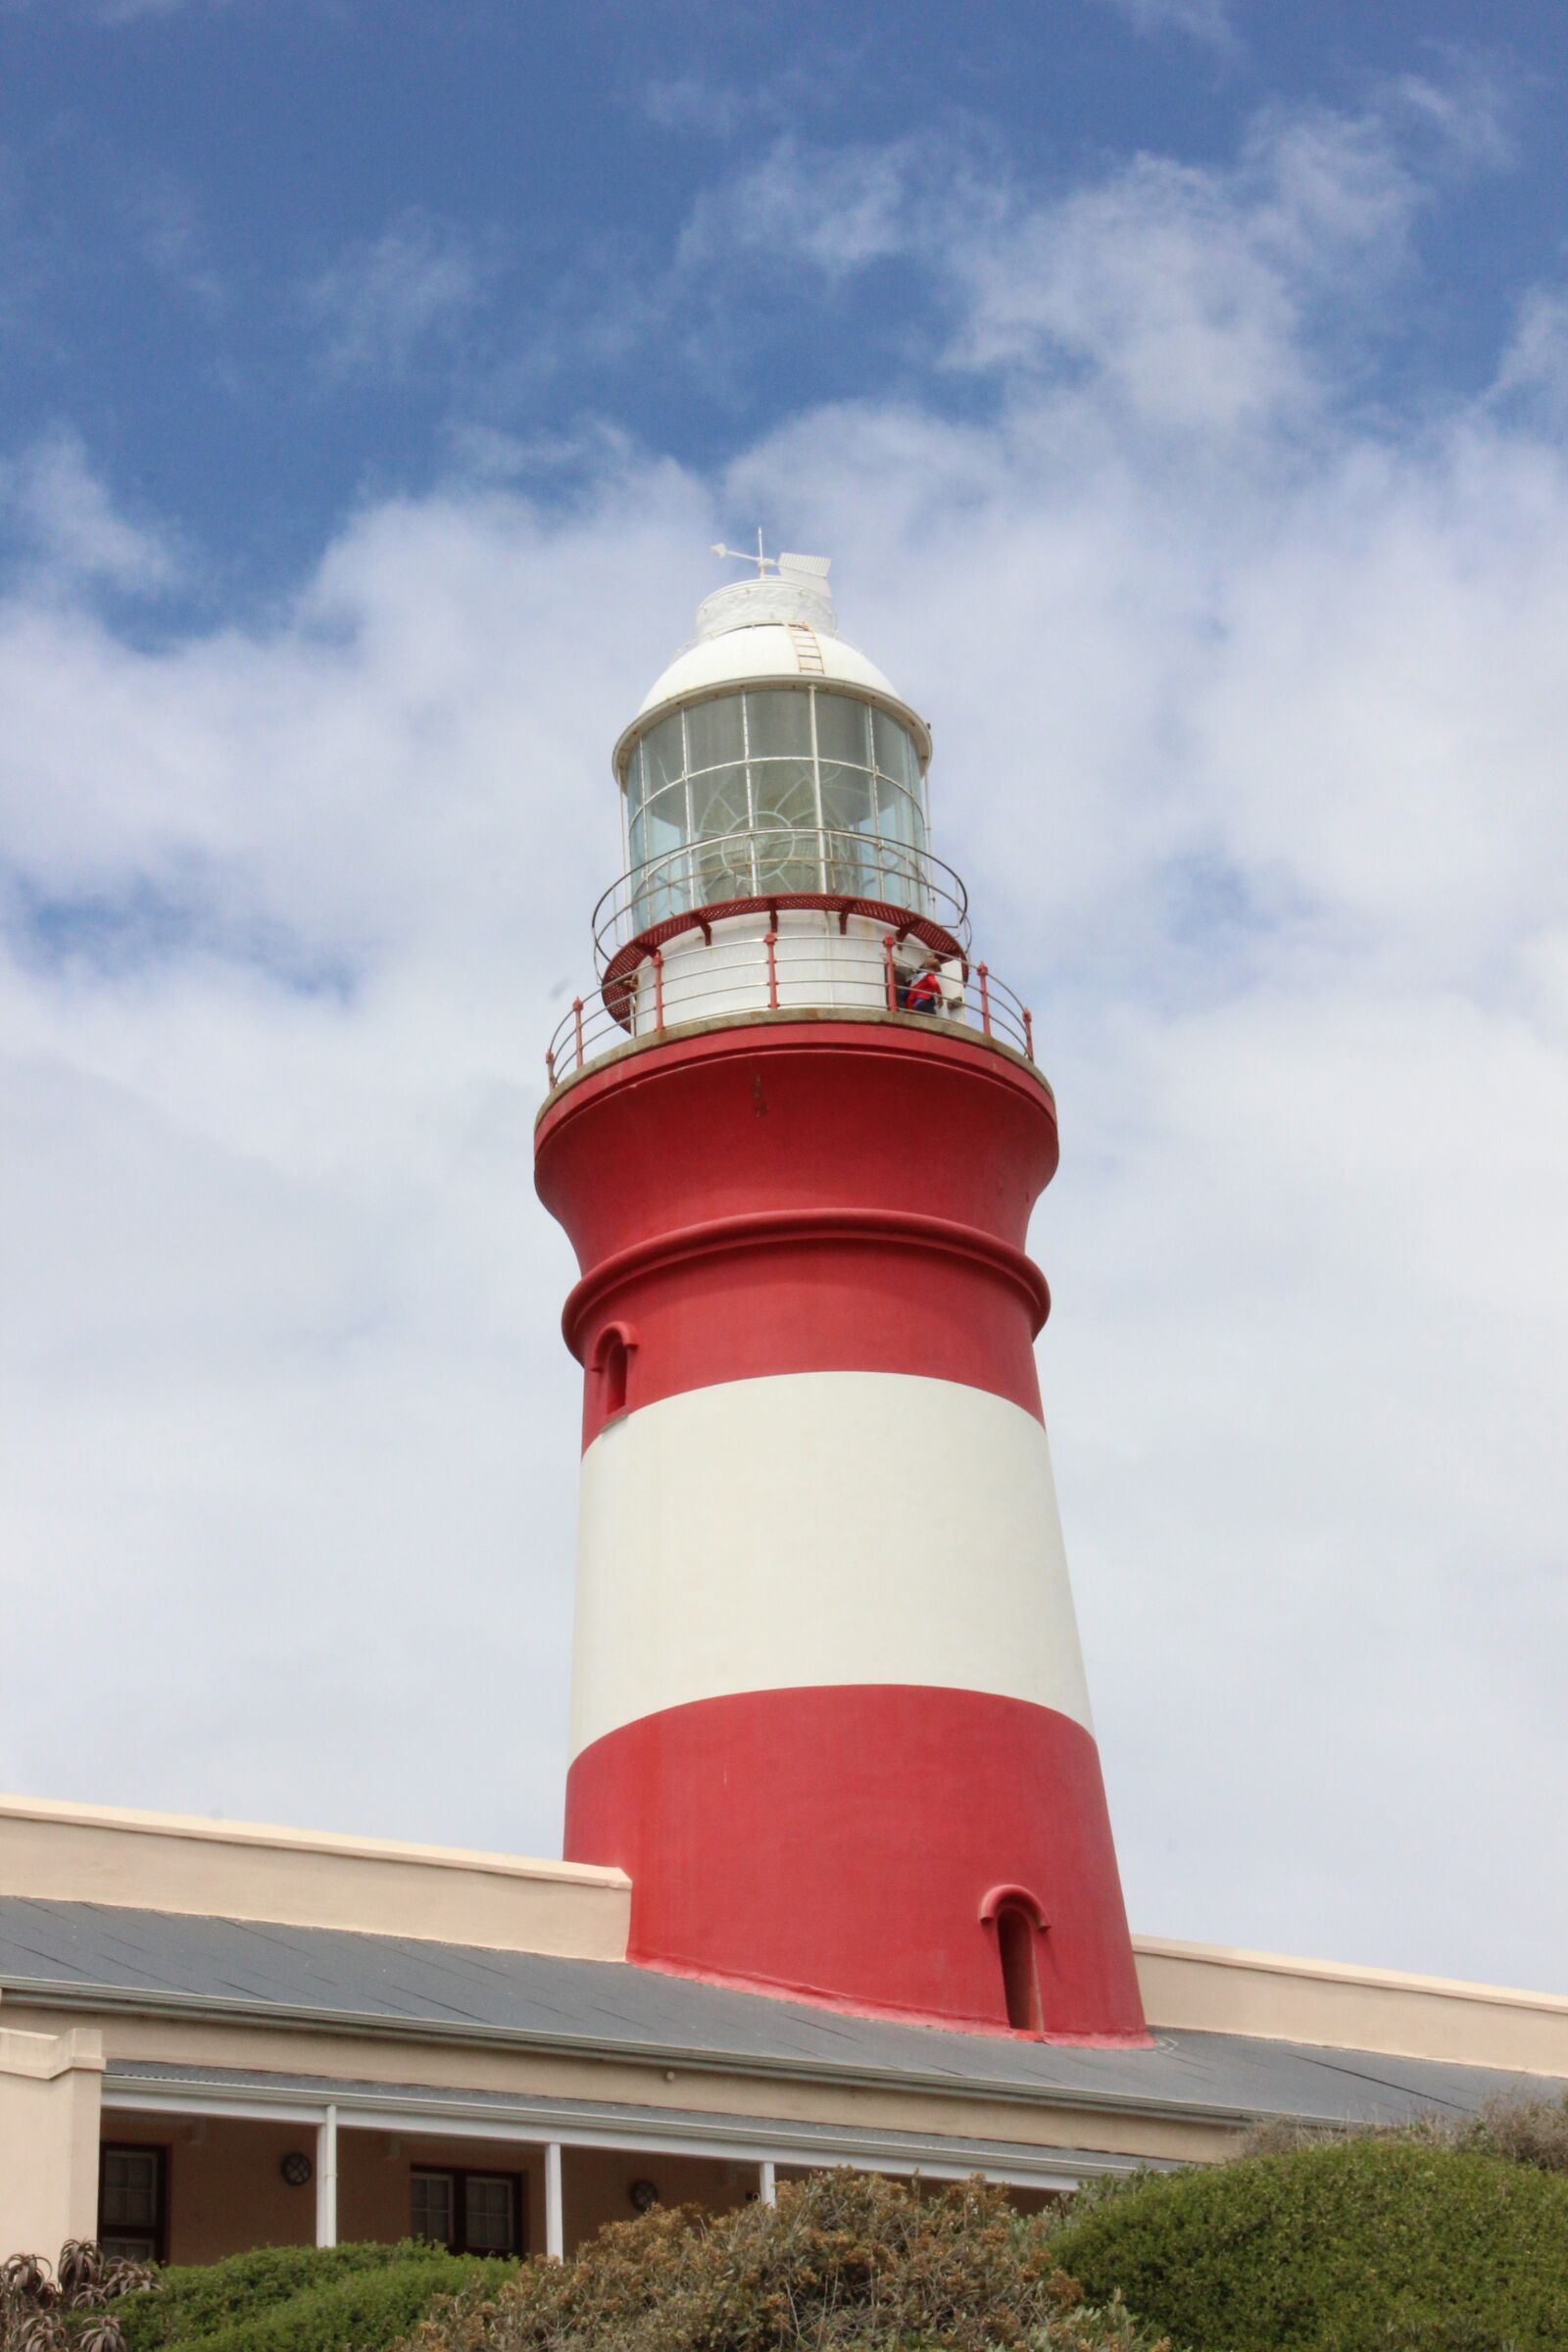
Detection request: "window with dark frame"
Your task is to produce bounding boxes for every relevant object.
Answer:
[410,2166,523,2256]
[98,2143,168,2263]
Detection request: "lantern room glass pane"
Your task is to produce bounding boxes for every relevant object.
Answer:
[818,762,876,837]
[643,780,688,860]
[688,762,749,842]
[814,692,871,765]
[820,838,872,895]
[635,782,691,926]
[819,764,879,894]
[623,741,646,812]
[693,830,757,903]
[746,688,812,759]
[875,772,922,850]
[749,760,817,830]
[873,709,917,796]
[751,763,821,893]
[688,695,745,771]
[644,712,685,792]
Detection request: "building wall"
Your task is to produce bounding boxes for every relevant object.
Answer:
[104,2117,317,2266]
[1134,1937,1568,2076]
[0,1797,629,1962]
[562,2148,757,2252]
[0,2030,103,2259]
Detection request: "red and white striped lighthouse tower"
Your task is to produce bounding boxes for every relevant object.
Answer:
[536,550,1147,2044]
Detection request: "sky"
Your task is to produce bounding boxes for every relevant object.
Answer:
[2,0,1566,1996]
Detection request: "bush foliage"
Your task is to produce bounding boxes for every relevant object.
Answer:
[1240,2087,1568,2178]
[114,2241,514,2352]
[1,2240,155,2352]
[396,2171,1171,2352]
[1049,2131,1568,2351]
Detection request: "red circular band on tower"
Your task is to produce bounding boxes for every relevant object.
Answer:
[536,1019,1059,1448]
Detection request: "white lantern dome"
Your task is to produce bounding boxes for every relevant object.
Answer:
[614,563,931,785]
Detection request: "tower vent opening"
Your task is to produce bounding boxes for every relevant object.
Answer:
[995,1900,1045,2034]
[593,1324,636,1421]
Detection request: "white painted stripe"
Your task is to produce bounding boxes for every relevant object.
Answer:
[569,1372,1093,1760]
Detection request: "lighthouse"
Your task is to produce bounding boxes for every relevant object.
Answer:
[535,551,1148,2044]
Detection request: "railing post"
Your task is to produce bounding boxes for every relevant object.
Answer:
[1023,1007,1035,1061]
[546,1046,556,1089]
[764,927,779,1010]
[882,932,898,1012]
[976,961,992,1039]
[571,996,584,1071]
[651,946,664,1031]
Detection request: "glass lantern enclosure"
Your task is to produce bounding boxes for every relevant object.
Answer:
[622,685,930,933]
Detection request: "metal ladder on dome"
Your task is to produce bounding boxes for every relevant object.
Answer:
[787,620,826,674]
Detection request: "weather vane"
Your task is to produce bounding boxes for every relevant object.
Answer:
[710,529,777,579]
[710,532,832,585]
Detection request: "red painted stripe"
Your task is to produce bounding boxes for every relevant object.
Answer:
[564,1684,1149,2044]
[563,1206,1050,1351]
[535,1020,1059,1448]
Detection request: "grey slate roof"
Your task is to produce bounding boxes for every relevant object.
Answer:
[2,1898,1559,2135]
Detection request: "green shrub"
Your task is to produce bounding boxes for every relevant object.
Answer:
[1048,2134,1568,2351]
[398,2171,1176,2352]
[1448,2089,1568,2177]
[1238,2087,1568,2178]
[117,2241,420,2345]
[115,2241,514,2352]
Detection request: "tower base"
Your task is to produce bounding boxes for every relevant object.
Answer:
[567,1684,1150,2043]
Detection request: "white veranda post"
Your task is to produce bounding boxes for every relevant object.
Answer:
[544,2139,564,2260]
[315,2104,338,2247]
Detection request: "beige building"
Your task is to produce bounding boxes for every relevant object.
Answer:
[3,1789,1565,2267]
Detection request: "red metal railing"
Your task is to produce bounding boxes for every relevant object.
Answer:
[544,926,1038,1090]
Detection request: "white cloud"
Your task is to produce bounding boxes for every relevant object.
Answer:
[90,0,236,20]
[643,75,749,141]
[676,134,919,286]
[1493,284,1568,425]
[3,94,1567,1995]
[955,152,1315,431]
[307,210,486,382]
[1095,0,1234,45]
[1390,60,1517,172]
[1,427,180,592]
[673,89,1463,438]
